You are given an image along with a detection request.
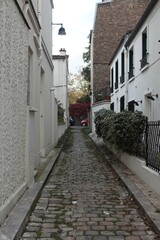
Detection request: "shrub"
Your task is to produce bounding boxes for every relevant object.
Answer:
[94,109,115,138]
[94,109,147,156]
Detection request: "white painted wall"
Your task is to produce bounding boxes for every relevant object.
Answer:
[120,153,160,197]
[110,1,160,121]
[41,0,53,59]
[91,102,110,133]
[52,50,69,143]
[0,0,29,225]
[0,0,55,226]
[40,0,54,156]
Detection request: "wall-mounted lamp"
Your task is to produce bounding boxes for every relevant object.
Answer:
[133,100,142,106]
[52,23,66,35]
[147,94,158,101]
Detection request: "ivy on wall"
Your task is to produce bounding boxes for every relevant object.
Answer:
[94,109,147,156]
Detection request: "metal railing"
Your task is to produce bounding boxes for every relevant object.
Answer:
[145,121,160,173]
[120,74,125,84]
[140,54,148,69]
[128,67,134,80]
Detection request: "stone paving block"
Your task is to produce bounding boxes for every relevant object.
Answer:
[17,129,159,239]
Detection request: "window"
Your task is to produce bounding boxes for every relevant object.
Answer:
[128,100,135,112]
[111,68,114,93]
[128,47,134,80]
[120,96,125,111]
[120,51,125,84]
[140,28,148,69]
[110,102,114,111]
[115,60,118,89]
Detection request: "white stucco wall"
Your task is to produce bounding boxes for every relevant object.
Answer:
[91,102,110,133]
[40,49,53,156]
[52,53,69,141]
[23,1,41,174]
[41,0,53,59]
[110,1,160,121]
[0,0,29,224]
[39,0,54,156]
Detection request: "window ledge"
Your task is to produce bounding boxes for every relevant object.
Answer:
[128,76,135,83]
[120,83,125,88]
[29,107,38,112]
[140,63,149,72]
[115,88,119,93]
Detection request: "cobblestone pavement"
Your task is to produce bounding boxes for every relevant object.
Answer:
[20,128,159,240]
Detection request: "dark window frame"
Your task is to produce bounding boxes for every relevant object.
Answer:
[110,102,114,111]
[120,95,125,112]
[111,67,114,93]
[128,47,134,80]
[120,51,125,84]
[128,100,135,112]
[115,60,119,89]
[140,28,148,69]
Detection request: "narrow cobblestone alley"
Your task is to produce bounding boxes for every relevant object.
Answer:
[20,128,158,240]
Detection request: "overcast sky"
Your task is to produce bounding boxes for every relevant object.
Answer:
[52,0,100,74]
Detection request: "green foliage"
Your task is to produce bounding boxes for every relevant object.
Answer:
[82,44,91,83]
[94,109,115,138]
[76,94,90,103]
[82,45,90,63]
[81,65,90,82]
[94,109,147,156]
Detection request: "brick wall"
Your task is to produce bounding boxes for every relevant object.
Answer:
[92,0,150,93]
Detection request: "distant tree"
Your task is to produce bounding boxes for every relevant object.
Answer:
[82,41,91,83]
[76,95,90,103]
[68,69,89,104]
[68,37,91,104]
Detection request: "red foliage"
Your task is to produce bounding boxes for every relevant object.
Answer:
[69,103,90,117]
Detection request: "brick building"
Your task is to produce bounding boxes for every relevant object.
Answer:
[90,0,150,132]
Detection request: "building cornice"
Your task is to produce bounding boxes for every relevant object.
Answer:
[125,0,159,47]
[50,0,54,9]
[14,0,30,29]
[29,0,41,30]
[41,37,54,70]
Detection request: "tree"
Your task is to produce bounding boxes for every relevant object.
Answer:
[68,37,91,104]
[68,69,89,104]
[82,42,91,83]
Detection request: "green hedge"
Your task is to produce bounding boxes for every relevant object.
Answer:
[94,109,147,156]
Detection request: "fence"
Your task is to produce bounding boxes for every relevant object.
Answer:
[145,121,160,173]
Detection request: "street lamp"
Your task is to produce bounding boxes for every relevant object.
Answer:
[52,23,66,35]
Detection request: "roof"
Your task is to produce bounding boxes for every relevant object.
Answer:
[109,29,133,65]
[125,0,159,47]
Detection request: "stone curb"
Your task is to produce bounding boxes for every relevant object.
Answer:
[0,147,62,240]
[89,133,160,236]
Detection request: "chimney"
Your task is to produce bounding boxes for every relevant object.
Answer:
[102,0,112,2]
[59,48,66,56]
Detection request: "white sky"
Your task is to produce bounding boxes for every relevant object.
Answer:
[52,0,100,74]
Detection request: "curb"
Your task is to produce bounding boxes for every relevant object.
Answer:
[89,133,160,236]
[0,147,62,240]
